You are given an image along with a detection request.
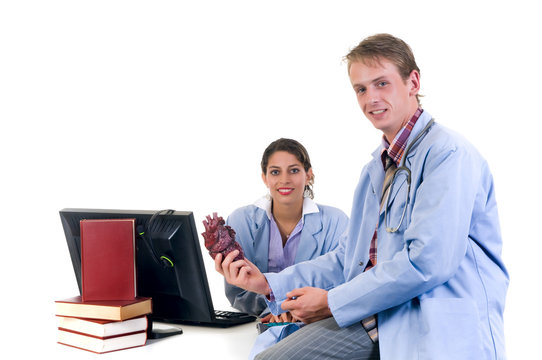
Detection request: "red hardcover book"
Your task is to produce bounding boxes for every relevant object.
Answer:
[55,296,152,321]
[80,219,136,301]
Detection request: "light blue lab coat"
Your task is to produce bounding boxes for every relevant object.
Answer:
[225,198,348,316]
[266,111,508,359]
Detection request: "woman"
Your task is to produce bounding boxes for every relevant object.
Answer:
[225,138,348,321]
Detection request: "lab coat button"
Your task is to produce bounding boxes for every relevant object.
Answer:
[359,261,364,267]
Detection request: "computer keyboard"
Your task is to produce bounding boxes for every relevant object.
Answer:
[214,310,251,319]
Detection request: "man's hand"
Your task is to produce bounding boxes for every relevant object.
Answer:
[260,312,297,323]
[280,287,332,324]
[215,250,271,295]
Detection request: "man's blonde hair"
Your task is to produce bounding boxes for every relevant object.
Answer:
[345,33,422,105]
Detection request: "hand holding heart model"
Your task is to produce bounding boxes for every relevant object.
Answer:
[202,213,244,261]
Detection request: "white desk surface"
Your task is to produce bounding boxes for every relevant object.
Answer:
[52,320,259,359]
[22,241,263,358]
[17,289,261,358]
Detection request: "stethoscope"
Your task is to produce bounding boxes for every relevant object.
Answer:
[384,118,435,233]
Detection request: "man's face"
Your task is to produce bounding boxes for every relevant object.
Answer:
[349,58,420,142]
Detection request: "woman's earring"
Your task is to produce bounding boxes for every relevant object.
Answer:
[303,185,313,199]
[304,174,315,199]
[265,191,272,201]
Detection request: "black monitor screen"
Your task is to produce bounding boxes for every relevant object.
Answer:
[59,208,216,325]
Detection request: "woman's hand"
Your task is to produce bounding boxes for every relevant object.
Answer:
[215,250,271,295]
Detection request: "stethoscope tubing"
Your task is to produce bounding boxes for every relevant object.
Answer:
[384,119,435,233]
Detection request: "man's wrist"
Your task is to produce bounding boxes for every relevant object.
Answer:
[326,290,333,317]
[260,274,272,297]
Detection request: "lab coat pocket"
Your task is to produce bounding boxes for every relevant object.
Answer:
[419,298,484,359]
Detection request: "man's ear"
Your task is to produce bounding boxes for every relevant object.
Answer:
[408,70,421,97]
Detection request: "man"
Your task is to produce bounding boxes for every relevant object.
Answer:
[216,33,508,360]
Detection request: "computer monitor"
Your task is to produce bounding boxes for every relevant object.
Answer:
[59,208,254,337]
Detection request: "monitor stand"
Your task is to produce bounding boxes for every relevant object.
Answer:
[147,321,183,339]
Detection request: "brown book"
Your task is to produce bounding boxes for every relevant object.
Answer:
[55,296,152,321]
[80,218,136,301]
[57,315,148,337]
[57,328,147,354]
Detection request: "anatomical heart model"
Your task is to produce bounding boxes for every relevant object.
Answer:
[202,213,244,261]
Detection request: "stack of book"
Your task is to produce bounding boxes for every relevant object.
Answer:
[56,219,153,354]
[55,297,152,353]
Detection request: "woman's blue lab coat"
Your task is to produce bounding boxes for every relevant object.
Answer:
[266,111,508,359]
[225,198,348,316]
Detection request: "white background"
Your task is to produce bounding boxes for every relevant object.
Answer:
[1,1,540,358]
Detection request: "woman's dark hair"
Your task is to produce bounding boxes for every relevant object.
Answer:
[261,138,315,199]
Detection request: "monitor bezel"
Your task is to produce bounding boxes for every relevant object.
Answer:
[59,208,217,326]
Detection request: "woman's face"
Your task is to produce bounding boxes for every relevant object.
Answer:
[262,151,313,207]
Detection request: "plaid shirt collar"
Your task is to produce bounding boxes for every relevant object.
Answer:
[382,108,424,167]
